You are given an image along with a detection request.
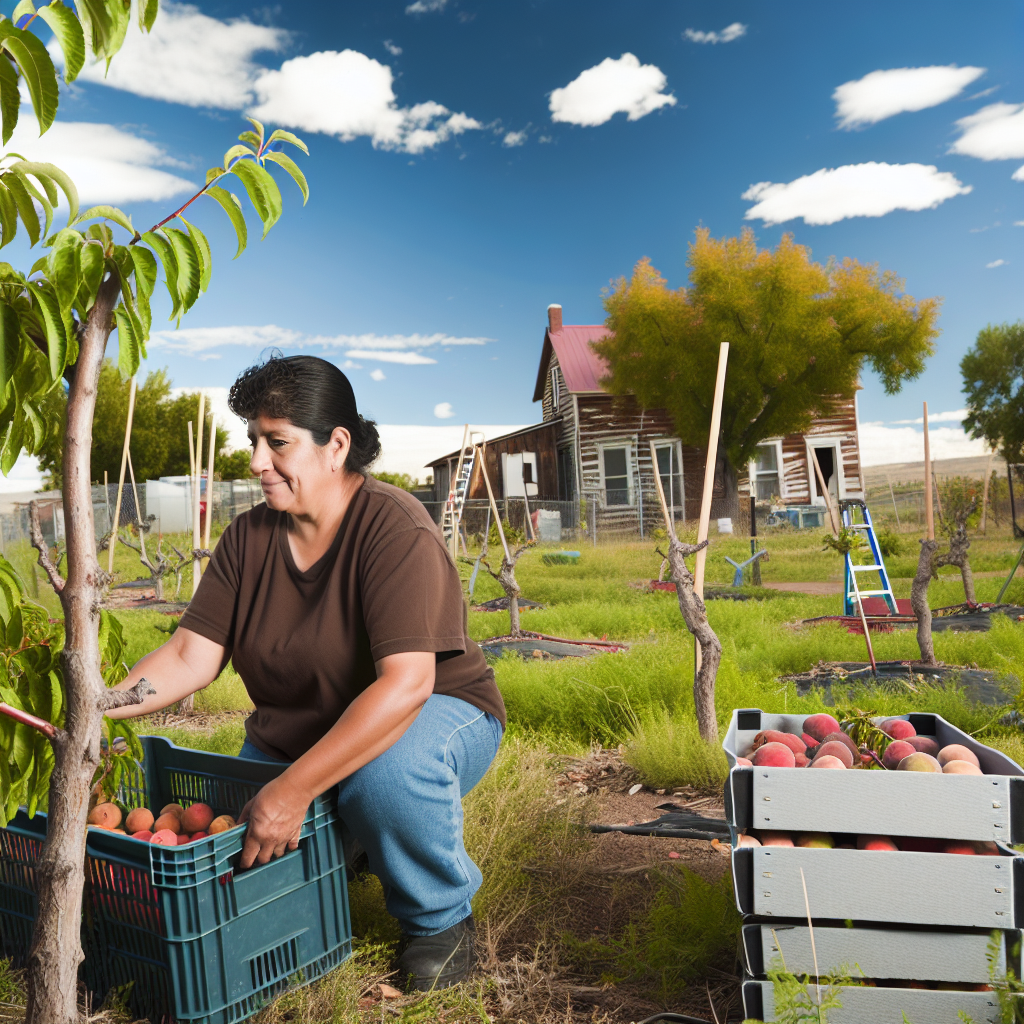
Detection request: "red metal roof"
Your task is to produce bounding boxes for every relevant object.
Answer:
[533,325,611,400]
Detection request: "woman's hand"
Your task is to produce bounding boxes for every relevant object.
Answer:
[238,775,310,869]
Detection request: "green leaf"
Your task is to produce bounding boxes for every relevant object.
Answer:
[76,0,130,63]
[3,170,41,246]
[266,129,309,155]
[0,21,60,135]
[114,303,139,377]
[12,1,36,23]
[75,204,135,236]
[140,230,181,321]
[0,302,19,398]
[137,0,158,33]
[204,186,247,258]
[0,45,20,146]
[246,116,265,146]
[9,161,79,222]
[0,180,18,248]
[237,130,261,149]
[263,151,308,205]
[129,244,157,299]
[110,252,145,356]
[179,216,211,293]
[77,240,104,311]
[18,175,53,239]
[163,226,200,312]
[21,398,43,450]
[222,143,252,169]
[228,158,282,238]
[37,1,86,83]
[46,228,83,311]
[27,281,68,379]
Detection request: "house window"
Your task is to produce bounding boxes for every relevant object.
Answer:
[750,442,783,500]
[601,445,632,506]
[654,442,684,514]
[550,367,560,411]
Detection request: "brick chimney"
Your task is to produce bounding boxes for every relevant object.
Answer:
[547,303,563,333]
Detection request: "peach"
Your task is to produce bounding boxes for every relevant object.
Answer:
[801,732,818,749]
[857,835,898,851]
[208,815,237,834]
[794,753,811,767]
[149,829,178,845]
[737,834,762,848]
[761,831,795,847]
[796,832,834,849]
[881,718,916,741]
[176,833,193,845]
[735,756,753,767]
[180,803,215,834]
[882,740,917,770]
[191,831,208,842]
[943,760,983,775]
[821,731,859,757]
[898,836,941,853]
[812,741,854,768]
[897,752,942,772]
[153,813,182,835]
[87,803,122,830]
[751,742,796,768]
[125,808,154,834]
[975,842,999,856]
[907,735,940,756]
[944,841,977,855]
[131,830,153,842]
[938,744,980,768]
[160,803,185,820]
[810,754,847,769]
[803,714,841,742]
[752,730,806,756]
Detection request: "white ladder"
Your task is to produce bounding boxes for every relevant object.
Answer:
[442,430,482,555]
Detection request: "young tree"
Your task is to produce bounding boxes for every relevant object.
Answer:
[961,321,1024,464]
[597,230,940,507]
[0,6,309,1020]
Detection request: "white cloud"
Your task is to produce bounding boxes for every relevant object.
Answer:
[406,0,447,12]
[250,50,482,153]
[148,325,490,356]
[369,368,387,381]
[347,350,437,364]
[987,259,1007,268]
[7,115,195,204]
[742,162,971,225]
[0,453,44,494]
[52,1,287,108]
[684,23,747,44]
[376,424,526,479]
[1014,166,1024,182]
[859,420,989,466]
[170,386,249,448]
[890,409,968,425]
[950,102,1024,161]
[434,402,454,419]
[549,54,676,127]
[832,65,985,129]
[383,40,402,56]
[503,130,528,147]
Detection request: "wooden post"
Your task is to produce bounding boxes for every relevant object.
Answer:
[103,469,110,536]
[478,443,510,561]
[191,392,205,598]
[932,460,944,521]
[923,403,934,540]
[649,440,676,541]
[693,342,729,601]
[886,473,901,529]
[187,421,195,481]
[107,376,137,574]
[980,450,993,533]
[811,454,840,536]
[202,415,216,569]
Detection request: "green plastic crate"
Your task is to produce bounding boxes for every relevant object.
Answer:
[1,736,352,1024]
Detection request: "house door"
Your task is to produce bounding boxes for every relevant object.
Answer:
[810,443,842,506]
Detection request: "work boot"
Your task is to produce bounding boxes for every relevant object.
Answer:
[396,915,476,991]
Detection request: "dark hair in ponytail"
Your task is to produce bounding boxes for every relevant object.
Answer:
[228,354,382,474]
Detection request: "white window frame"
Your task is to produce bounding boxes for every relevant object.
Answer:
[550,367,560,411]
[749,439,785,501]
[653,439,685,519]
[597,441,634,507]
[805,436,848,506]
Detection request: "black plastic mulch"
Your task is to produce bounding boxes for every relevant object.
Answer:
[479,631,628,662]
[590,804,730,841]
[782,660,1019,706]
[472,597,545,612]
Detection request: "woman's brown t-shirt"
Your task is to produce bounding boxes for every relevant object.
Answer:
[178,476,505,761]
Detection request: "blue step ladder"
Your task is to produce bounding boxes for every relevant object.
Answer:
[839,499,898,616]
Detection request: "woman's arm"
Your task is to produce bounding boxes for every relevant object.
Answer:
[104,627,228,720]
[238,650,434,868]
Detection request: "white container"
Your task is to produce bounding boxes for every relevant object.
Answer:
[717,517,733,534]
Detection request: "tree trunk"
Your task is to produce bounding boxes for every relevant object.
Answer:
[498,557,522,637]
[936,525,976,605]
[718,444,739,520]
[26,278,120,1024]
[911,539,938,669]
[665,536,722,742]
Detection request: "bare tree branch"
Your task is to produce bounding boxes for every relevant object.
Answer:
[0,701,66,743]
[97,677,156,714]
[28,501,65,594]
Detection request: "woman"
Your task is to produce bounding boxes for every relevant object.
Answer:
[107,355,505,991]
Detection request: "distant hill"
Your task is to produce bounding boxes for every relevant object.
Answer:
[863,454,1007,488]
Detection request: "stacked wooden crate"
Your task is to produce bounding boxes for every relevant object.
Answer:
[723,708,1024,1024]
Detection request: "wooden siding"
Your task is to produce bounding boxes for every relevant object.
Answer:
[466,422,561,500]
[540,356,577,450]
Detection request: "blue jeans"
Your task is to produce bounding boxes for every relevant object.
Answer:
[238,694,503,936]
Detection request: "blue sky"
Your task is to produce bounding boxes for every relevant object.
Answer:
[4,0,1024,482]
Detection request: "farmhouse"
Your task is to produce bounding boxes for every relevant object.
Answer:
[428,304,864,531]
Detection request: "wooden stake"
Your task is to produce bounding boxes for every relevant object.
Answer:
[107,376,138,574]
[478,442,510,561]
[932,460,944,521]
[191,392,205,598]
[649,440,676,542]
[187,421,195,481]
[980,450,993,533]
[886,473,901,529]
[923,403,934,540]
[693,342,729,601]
[811,453,840,536]
[202,414,216,570]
